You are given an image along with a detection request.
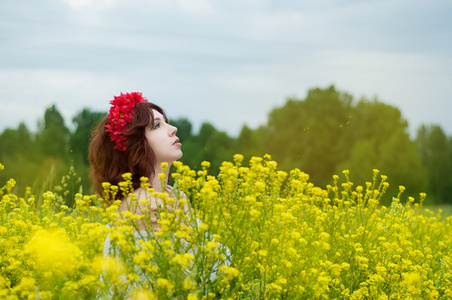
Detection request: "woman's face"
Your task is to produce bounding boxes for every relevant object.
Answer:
[145,109,183,166]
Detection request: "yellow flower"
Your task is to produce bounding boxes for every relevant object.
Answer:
[291,231,301,239]
[187,293,198,300]
[156,278,175,292]
[201,161,211,169]
[97,255,128,284]
[402,272,421,285]
[128,288,157,300]
[249,209,261,220]
[267,283,282,292]
[199,223,209,231]
[170,253,195,268]
[206,241,220,251]
[26,229,81,276]
[2,154,451,298]
[233,154,244,164]
[219,266,240,281]
[183,279,196,290]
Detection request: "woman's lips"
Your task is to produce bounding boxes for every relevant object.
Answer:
[173,138,182,146]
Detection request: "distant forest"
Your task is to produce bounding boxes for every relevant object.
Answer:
[1,85,451,206]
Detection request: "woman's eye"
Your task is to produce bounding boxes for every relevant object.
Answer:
[154,123,160,129]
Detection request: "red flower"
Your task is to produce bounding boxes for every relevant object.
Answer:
[106,92,147,151]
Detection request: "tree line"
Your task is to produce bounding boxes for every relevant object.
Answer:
[1,85,451,205]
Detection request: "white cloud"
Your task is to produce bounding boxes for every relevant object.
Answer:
[63,0,217,16]
[64,0,116,9]
[174,0,216,16]
[0,69,129,130]
[0,0,451,138]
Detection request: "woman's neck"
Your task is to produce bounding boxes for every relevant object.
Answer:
[150,163,171,192]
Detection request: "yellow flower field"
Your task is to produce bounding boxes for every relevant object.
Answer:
[0,155,451,299]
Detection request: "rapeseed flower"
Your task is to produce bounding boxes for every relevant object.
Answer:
[25,229,81,276]
[1,156,452,299]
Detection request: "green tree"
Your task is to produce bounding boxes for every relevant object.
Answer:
[29,105,74,198]
[69,108,105,193]
[171,117,193,144]
[36,105,70,158]
[379,129,427,200]
[248,85,428,204]
[70,108,105,164]
[171,117,197,171]
[416,124,452,203]
[0,122,33,158]
[335,98,428,203]
[0,123,40,194]
[265,85,353,185]
[344,98,409,147]
[236,124,263,161]
[177,122,235,174]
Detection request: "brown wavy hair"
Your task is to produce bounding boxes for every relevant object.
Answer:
[88,102,168,200]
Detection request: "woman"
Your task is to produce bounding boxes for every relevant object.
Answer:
[89,92,187,232]
[89,93,229,298]
[88,92,191,297]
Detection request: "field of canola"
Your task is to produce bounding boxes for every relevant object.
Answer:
[1,154,452,299]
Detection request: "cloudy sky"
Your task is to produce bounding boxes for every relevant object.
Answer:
[1,0,451,138]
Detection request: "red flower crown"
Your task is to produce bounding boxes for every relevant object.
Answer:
[105,92,147,151]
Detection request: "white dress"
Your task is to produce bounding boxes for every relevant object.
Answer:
[101,186,231,295]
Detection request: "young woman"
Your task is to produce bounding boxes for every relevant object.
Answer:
[89,92,187,232]
[89,92,230,297]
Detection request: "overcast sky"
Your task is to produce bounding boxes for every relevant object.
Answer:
[1,0,451,138]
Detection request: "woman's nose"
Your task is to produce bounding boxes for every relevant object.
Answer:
[170,124,177,136]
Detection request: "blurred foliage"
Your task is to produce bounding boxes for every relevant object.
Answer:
[265,86,353,184]
[70,108,106,190]
[1,85,451,205]
[0,105,102,200]
[248,86,431,205]
[416,124,452,204]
